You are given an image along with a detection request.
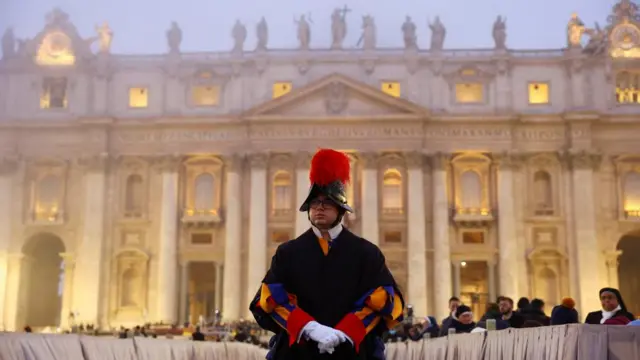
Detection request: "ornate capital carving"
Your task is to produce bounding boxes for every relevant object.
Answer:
[568,151,601,171]
[494,152,524,170]
[429,152,451,171]
[152,155,182,173]
[359,152,379,169]
[404,151,426,169]
[295,151,312,169]
[604,250,622,268]
[223,154,244,173]
[76,153,109,172]
[0,156,19,176]
[248,153,268,169]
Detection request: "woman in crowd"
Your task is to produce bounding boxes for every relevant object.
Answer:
[439,305,476,334]
[584,288,635,325]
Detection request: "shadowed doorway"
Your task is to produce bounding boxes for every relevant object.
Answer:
[618,234,640,317]
[21,233,66,328]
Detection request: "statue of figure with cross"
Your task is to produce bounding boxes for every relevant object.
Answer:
[331,5,350,49]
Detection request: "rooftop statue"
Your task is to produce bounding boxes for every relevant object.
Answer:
[294,14,311,50]
[166,22,182,54]
[493,16,507,50]
[1,28,16,59]
[567,13,586,48]
[331,6,350,49]
[402,16,417,50]
[95,21,113,54]
[231,20,247,53]
[357,15,376,50]
[584,22,608,55]
[429,16,446,51]
[256,17,268,51]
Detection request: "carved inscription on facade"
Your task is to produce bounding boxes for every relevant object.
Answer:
[425,126,511,139]
[516,128,565,141]
[250,124,423,139]
[114,129,244,144]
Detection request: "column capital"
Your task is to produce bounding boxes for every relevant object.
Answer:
[152,154,182,173]
[0,156,20,176]
[295,151,312,169]
[359,152,379,169]
[429,152,451,171]
[76,153,109,172]
[566,151,602,171]
[493,152,525,170]
[604,249,622,268]
[248,153,268,169]
[404,151,427,169]
[223,154,244,173]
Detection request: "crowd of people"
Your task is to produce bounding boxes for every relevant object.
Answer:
[385,287,639,343]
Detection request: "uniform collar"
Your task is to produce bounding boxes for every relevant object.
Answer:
[311,223,343,240]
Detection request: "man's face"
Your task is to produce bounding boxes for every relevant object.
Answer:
[449,300,460,312]
[309,195,339,229]
[499,300,513,314]
[458,313,473,325]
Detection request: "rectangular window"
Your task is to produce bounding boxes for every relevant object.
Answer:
[40,77,68,109]
[272,82,292,99]
[381,82,401,98]
[528,82,549,104]
[192,85,220,106]
[462,231,485,244]
[455,83,484,103]
[191,233,213,245]
[129,87,149,108]
[384,231,403,244]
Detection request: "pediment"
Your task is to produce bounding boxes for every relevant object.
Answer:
[30,8,92,66]
[243,73,428,120]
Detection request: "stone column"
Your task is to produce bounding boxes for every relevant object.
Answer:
[155,156,180,324]
[59,253,76,329]
[570,152,601,313]
[214,263,223,311]
[246,154,268,317]
[179,261,189,324]
[488,261,497,303]
[432,154,452,320]
[452,262,461,297]
[406,152,428,316]
[72,155,108,325]
[496,154,519,299]
[4,254,26,331]
[222,155,243,321]
[295,152,311,236]
[604,250,622,289]
[360,153,379,245]
[0,158,17,330]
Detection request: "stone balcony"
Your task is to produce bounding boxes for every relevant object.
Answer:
[26,209,65,226]
[451,207,495,226]
[181,208,222,227]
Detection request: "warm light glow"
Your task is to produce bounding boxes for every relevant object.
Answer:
[272,82,292,99]
[461,261,467,267]
[185,208,218,216]
[611,47,640,58]
[129,87,149,108]
[192,85,220,106]
[455,83,484,103]
[456,207,491,216]
[36,32,76,66]
[528,83,549,104]
[381,82,401,98]
[40,78,68,109]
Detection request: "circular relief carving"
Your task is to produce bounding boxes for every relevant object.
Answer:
[42,32,73,58]
[611,23,640,51]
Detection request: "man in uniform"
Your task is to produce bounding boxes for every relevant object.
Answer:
[249,149,405,359]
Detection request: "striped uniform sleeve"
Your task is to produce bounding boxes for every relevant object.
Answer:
[334,285,404,353]
[250,282,315,346]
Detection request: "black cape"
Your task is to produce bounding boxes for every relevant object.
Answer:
[249,228,403,360]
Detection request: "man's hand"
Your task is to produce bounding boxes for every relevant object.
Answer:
[301,321,353,353]
[316,329,353,354]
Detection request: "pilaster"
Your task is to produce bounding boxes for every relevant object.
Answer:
[430,153,452,320]
[246,153,268,318]
[405,152,428,316]
[360,152,379,245]
[222,154,243,320]
[295,151,312,236]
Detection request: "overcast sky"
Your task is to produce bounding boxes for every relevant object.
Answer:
[1,0,617,54]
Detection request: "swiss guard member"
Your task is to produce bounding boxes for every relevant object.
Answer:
[249,149,405,360]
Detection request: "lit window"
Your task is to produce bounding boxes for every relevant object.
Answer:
[384,231,402,244]
[272,171,292,215]
[462,231,484,244]
[528,83,549,104]
[40,77,68,109]
[192,85,220,106]
[455,83,484,103]
[616,71,640,104]
[381,82,401,98]
[129,87,149,108]
[382,169,403,214]
[272,82,292,99]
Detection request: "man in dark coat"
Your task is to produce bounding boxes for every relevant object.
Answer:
[249,149,405,360]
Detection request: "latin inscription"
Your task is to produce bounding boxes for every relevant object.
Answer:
[425,127,511,139]
[115,129,244,143]
[250,125,422,139]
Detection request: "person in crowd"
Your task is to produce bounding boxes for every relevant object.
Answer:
[476,302,510,330]
[550,297,579,325]
[440,305,476,334]
[438,296,461,337]
[516,297,530,313]
[498,296,525,328]
[23,325,32,333]
[191,326,205,341]
[522,320,543,328]
[249,149,405,359]
[521,298,550,326]
[628,319,640,326]
[421,316,440,338]
[585,288,635,325]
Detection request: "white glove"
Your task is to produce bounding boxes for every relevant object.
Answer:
[301,321,339,344]
[316,329,353,354]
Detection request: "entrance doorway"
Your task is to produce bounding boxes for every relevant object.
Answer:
[618,234,640,316]
[21,233,65,328]
[460,261,489,321]
[187,262,218,325]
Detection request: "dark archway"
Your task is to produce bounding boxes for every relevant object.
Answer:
[21,233,65,328]
[617,234,640,317]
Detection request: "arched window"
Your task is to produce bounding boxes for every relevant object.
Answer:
[194,173,215,212]
[533,170,553,215]
[272,171,292,213]
[382,169,403,212]
[36,174,61,218]
[460,170,482,210]
[124,174,144,215]
[624,171,640,216]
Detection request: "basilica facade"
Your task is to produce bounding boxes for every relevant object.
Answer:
[1,2,640,331]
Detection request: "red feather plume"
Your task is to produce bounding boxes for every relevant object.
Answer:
[309,149,351,186]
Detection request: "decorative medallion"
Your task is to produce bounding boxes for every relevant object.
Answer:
[324,82,348,115]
